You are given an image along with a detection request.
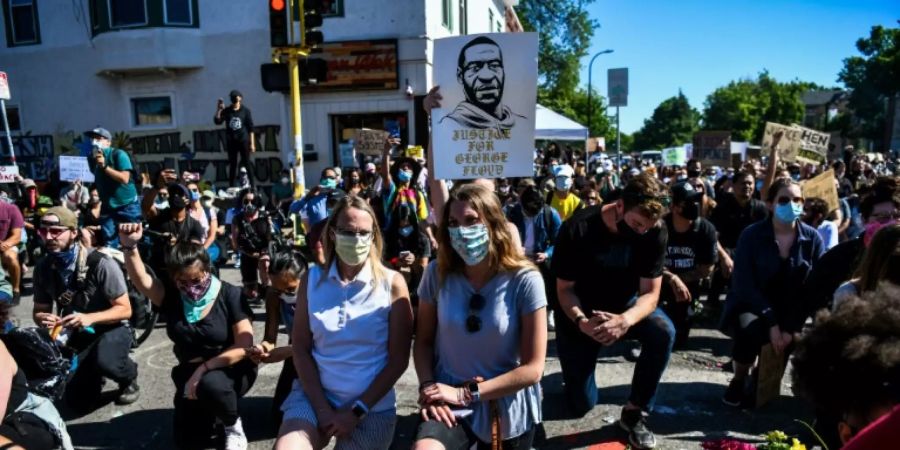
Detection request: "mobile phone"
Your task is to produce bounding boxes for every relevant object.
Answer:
[400,251,412,258]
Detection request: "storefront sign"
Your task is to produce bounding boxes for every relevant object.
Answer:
[305,39,399,92]
[431,33,538,180]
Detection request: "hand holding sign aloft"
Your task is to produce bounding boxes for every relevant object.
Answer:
[423,86,443,116]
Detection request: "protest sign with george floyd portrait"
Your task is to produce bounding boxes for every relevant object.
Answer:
[431,33,538,180]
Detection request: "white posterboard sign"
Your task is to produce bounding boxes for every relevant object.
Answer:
[431,32,538,180]
[59,156,95,183]
[0,165,18,183]
[0,72,9,101]
[662,147,687,167]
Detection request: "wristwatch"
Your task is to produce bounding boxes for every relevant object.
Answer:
[467,381,481,403]
[351,399,369,420]
[574,314,588,325]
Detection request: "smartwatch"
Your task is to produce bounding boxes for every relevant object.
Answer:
[467,381,481,403]
[351,399,369,420]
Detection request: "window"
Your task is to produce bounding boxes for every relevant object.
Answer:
[109,0,147,28]
[163,0,191,25]
[458,0,466,34]
[496,20,502,32]
[3,0,40,46]
[321,0,342,17]
[442,0,452,31]
[131,96,172,127]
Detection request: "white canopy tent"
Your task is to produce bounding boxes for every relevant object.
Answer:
[534,104,588,141]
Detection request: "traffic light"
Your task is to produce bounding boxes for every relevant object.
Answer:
[301,0,324,47]
[259,59,328,92]
[269,0,288,47]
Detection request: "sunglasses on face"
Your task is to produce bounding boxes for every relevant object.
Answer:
[38,225,69,237]
[466,293,486,333]
[871,211,900,223]
[776,196,804,205]
[272,287,298,297]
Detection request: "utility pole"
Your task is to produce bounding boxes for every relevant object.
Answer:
[616,106,621,169]
[585,49,613,170]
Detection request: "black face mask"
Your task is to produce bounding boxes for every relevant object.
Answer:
[230,95,239,103]
[680,201,700,221]
[523,203,541,217]
[687,169,701,178]
[169,196,186,211]
[617,217,643,240]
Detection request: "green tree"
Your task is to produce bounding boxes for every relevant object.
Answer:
[838,24,900,151]
[633,91,700,150]
[518,0,610,139]
[702,71,811,143]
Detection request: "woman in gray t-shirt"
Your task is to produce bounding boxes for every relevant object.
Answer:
[414,184,548,449]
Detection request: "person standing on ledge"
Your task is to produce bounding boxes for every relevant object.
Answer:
[214,90,256,187]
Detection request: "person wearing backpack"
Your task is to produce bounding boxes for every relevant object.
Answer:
[506,186,562,330]
[30,207,140,412]
[86,128,141,247]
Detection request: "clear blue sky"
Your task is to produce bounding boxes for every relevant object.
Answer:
[579,0,898,134]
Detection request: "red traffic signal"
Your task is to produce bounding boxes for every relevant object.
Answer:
[271,0,285,11]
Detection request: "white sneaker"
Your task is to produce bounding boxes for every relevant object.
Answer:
[224,418,248,450]
[547,311,556,331]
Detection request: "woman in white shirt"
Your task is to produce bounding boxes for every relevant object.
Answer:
[833,223,900,309]
[275,195,413,450]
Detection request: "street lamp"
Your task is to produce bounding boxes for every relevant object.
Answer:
[586,49,614,170]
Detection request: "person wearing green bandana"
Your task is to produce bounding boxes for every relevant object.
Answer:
[118,223,257,450]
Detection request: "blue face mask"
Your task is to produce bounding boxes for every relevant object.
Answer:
[449,224,490,266]
[774,202,804,224]
[397,170,413,183]
[50,245,77,267]
[399,225,414,237]
[189,191,201,202]
[755,179,764,192]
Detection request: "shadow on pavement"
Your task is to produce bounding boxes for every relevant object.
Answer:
[65,408,173,449]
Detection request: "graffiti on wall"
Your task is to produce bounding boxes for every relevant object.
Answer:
[0,135,56,180]
[130,125,285,186]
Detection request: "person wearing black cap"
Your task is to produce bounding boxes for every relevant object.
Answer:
[660,181,718,349]
[146,183,205,298]
[214,90,255,187]
[85,127,141,246]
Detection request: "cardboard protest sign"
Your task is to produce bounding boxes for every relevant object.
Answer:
[431,32,538,179]
[352,129,390,156]
[0,165,18,183]
[662,147,686,166]
[692,131,731,168]
[761,122,802,162]
[793,124,830,164]
[761,122,830,164]
[755,344,787,408]
[802,169,840,214]
[59,155,96,183]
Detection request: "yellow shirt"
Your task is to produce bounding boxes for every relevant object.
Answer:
[550,192,582,222]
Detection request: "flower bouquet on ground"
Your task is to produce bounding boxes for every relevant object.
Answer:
[701,430,812,450]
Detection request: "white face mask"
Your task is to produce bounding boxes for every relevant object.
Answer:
[201,200,213,209]
[281,177,290,185]
[279,292,297,305]
[91,139,109,150]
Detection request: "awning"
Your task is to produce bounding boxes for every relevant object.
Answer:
[535,104,588,141]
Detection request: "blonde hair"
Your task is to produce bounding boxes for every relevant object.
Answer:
[437,184,535,283]
[320,194,387,285]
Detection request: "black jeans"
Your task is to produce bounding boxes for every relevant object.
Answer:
[556,307,675,416]
[65,325,138,411]
[0,411,58,450]
[227,139,252,187]
[271,358,297,426]
[170,359,257,448]
[732,312,776,365]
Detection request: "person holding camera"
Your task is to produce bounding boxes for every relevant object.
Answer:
[231,189,271,302]
[85,127,141,246]
[30,207,140,412]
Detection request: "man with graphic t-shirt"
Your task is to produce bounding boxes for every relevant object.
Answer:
[214,90,255,186]
[552,173,674,450]
[660,181,718,348]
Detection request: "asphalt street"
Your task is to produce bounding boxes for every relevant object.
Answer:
[10,264,812,450]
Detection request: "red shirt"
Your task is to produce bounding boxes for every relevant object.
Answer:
[0,202,24,241]
[842,405,900,450]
